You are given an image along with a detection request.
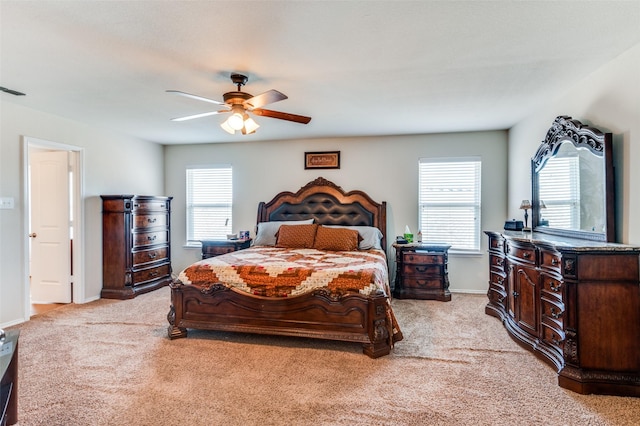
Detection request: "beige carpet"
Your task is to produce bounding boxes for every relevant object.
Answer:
[8,287,640,425]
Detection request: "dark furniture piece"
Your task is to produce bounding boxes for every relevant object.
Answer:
[168,177,398,358]
[484,117,639,396]
[1,330,19,426]
[201,239,252,259]
[393,243,451,301]
[101,195,173,299]
[531,116,614,242]
[485,231,640,396]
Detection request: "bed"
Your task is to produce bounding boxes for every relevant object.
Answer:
[167,177,403,358]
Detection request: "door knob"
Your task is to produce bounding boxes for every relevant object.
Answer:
[29,233,37,238]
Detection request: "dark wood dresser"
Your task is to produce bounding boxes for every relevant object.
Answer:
[485,230,640,396]
[101,195,173,299]
[393,243,451,301]
[0,330,19,426]
[201,239,252,259]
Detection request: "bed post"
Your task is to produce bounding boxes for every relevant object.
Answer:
[363,293,392,358]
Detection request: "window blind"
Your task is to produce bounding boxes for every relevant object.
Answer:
[186,166,232,242]
[419,158,481,252]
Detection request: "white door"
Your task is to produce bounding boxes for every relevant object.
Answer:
[30,150,72,303]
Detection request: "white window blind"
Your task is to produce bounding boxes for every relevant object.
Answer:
[186,166,232,242]
[538,156,580,229]
[419,158,481,252]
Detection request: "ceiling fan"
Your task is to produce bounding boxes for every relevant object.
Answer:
[167,73,312,135]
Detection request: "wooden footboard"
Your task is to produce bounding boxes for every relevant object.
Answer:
[167,279,393,358]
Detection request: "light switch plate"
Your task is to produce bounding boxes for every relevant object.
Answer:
[0,197,15,209]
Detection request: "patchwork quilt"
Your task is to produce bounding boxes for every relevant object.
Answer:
[178,246,391,298]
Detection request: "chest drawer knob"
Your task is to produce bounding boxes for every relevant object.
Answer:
[523,252,532,259]
[549,281,561,292]
[550,307,562,319]
[512,291,519,297]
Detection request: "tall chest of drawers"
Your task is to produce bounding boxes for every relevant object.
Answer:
[101,195,173,299]
[484,230,640,397]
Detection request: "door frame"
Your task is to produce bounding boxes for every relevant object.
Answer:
[22,136,85,320]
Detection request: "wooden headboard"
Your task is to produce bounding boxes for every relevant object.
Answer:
[256,177,387,250]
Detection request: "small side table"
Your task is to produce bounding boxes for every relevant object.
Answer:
[393,243,451,301]
[1,329,19,426]
[201,239,252,259]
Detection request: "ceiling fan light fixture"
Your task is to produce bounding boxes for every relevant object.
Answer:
[243,115,260,134]
[227,111,245,130]
[220,120,236,134]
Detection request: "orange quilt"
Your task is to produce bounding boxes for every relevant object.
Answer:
[178,246,391,298]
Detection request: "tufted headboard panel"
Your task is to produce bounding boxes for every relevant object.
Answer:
[256,177,387,250]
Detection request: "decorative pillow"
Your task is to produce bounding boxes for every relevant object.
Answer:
[253,219,314,246]
[313,226,360,251]
[275,224,319,248]
[326,225,383,250]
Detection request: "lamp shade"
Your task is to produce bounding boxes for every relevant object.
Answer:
[519,199,532,210]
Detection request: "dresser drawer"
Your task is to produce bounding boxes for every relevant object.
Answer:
[540,273,563,298]
[133,246,168,266]
[402,264,441,276]
[132,199,170,212]
[403,252,443,265]
[490,271,506,290]
[541,297,564,326]
[541,322,565,348]
[540,249,561,273]
[403,277,443,289]
[132,263,170,285]
[506,243,536,264]
[489,234,504,251]
[490,254,505,270]
[133,213,167,230]
[133,230,168,248]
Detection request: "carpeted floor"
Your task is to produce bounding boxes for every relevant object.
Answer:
[8,287,640,425]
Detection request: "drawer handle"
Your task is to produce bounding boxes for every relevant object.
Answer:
[149,270,158,277]
[549,281,561,292]
[497,296,505,303]
[496,277,503,285]
[416,266,429,273]
[148,252,157,259]
[550,307,562,319]
[551,258,559,266]
[147,235,157,241]
[512,291,519,297]
[523,252,531,259]
[552,335,562,345]
[147,217,157,223]
[496,258,503,266]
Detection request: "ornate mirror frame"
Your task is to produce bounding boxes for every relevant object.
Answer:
[531,116,615,242]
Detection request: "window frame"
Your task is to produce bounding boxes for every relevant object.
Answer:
[418,156,482,254]
[185,164,233,246]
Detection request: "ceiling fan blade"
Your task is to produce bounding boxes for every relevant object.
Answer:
[252,108,312,124]
[166,90,226,105]
[244,89,287,109]
[171,110,229,122]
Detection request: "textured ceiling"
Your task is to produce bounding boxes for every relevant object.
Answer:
[1,1,639,145]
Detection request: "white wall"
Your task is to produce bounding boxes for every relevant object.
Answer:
[165,131,508,294]
[0,101,164,327]
[508,42,640,244]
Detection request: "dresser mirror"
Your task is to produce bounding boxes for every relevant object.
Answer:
[531,116,614,242]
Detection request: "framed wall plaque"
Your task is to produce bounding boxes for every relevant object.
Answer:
[304,151,340,169]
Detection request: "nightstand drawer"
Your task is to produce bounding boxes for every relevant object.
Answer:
[403,277,443,289]
[402,264,441,276]
[201,239,252,259]
[403,252,443,265]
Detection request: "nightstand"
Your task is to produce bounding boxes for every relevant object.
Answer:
[201,239,252,259]
[393,243,451,301]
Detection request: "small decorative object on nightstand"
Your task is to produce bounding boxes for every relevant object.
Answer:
[201,239,252,259]
[393,242,451,301]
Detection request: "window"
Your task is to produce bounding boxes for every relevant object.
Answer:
[186,165,232,244]
[538,156,580,229]
[419,157,481,252]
